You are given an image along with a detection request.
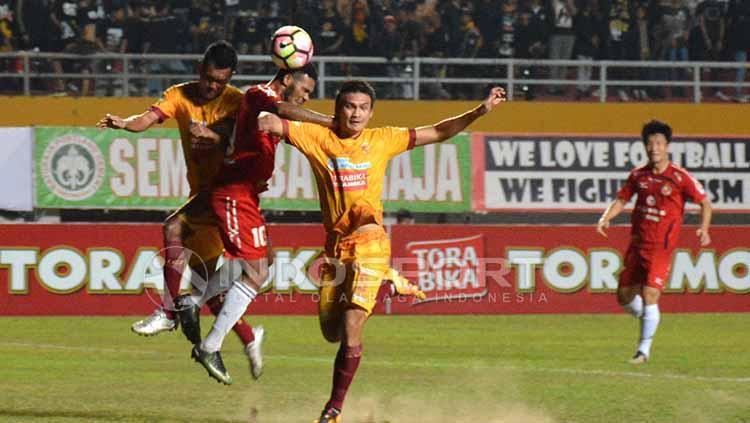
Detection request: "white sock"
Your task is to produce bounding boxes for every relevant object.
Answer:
[638,304,660,357]
[189,260,242,306]
[201,282,256,353]
[623,295,644,318]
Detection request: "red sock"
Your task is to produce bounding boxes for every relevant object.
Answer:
[162,241,184,320]
[206,296,255,345]
[326,344,363,411]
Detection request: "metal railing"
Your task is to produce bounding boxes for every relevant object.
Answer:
[1,52,749,103]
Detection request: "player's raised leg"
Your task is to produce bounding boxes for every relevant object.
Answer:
[130,214,185,336]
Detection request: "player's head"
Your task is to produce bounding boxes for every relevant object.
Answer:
[642,120,672,165]
[197,40,237,101]
[334,80,376,138]
[273,64,318,106]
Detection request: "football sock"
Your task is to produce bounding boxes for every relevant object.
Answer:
[201,282,256,353]
[623,294,644,318]
[326,344,363,411]
[188,260,240,306]
[638,304,660,357]
[206,296,255,345]
[162,241,185,320]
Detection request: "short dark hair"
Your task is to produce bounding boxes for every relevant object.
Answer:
[335,80,376,110]
[641,120,672,144]
[202,40,238,71]
[274,63,319,83]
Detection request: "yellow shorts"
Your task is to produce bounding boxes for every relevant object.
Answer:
[318,227,391,321]
[170,192,224,269]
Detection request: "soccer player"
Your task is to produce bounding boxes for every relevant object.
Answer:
[96,41,265,377]
[257,80,505,422]
[597,120,712,364]
[189,63,335,385]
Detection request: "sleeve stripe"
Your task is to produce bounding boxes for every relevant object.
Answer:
[149,106,168,123]
[407,128,416,150]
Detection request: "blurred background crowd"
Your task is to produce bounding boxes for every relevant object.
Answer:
[2,0,749,100]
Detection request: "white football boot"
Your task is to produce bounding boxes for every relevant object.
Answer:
[131,308,176,336]
[244,325,265,379]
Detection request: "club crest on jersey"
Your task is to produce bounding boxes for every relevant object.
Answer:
[661,184,673,196]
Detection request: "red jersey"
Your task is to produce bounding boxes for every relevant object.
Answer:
[617,163,706,250]
[214,84,282,188]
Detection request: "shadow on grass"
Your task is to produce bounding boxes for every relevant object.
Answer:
[0,408,248,423]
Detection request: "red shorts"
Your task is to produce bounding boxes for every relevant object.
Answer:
[211,185,268,261]
[619,246,672,290]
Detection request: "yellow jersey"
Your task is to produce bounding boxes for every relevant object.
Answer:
[150,82,244,194]
[284,121,415,235]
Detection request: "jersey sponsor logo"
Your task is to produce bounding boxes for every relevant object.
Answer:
[327,157,372,171]
[330,170,368,191]
[41,134,105,201]
[646,195,656,206]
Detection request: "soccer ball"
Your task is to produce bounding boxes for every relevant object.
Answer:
[271,26,314,70]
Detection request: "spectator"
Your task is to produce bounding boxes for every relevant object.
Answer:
[17,0,54,51]
[62,22,101,96]
[233,10,264,55]
[398,3,423,57]
[190,0,223,54]
[437,0,462,55]
[146,1,186,96]
[97,5,128,95]
[497,0,519,60]
[604,0,634,101]
[626,4,655,100]
[51,0,82,52]
[517,0,550,100]
[315,0,345,55]
[452,8,483,99]
[654,0,692,98]
[726,0,750,102]
[547,0,577,96]
[473,0,502,57]
[375,14,406,98]
[420,18,451,99]
[343,2,371,76]
[573,0,604,99]
[689,0,726,100]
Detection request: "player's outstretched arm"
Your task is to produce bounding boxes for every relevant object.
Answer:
[257,112,285,137]
[274,102,334,128]
[96,111,160,132]
[414,87,505,147]
[696,197,712,246]
[597,199,626,238]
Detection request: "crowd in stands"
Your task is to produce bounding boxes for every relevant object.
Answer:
[2,0,749,100]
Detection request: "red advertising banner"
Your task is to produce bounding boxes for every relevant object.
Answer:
[0,224,747,315]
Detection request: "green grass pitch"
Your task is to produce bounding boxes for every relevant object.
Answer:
[1,314,748,423]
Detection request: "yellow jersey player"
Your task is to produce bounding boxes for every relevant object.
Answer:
[258,80,505,422]
[96,41,266,377]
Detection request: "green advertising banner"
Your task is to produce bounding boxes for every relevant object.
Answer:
[35,126,188,209]
[35,127,472,212]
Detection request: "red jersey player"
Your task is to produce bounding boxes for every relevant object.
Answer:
[597,120,712,364]
[189,64,332,384]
